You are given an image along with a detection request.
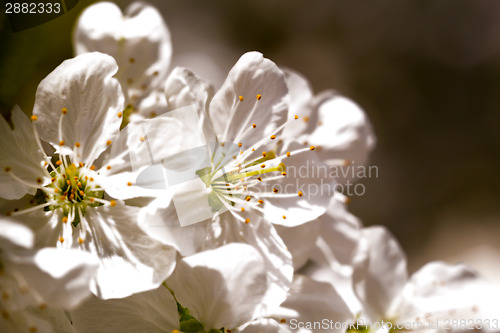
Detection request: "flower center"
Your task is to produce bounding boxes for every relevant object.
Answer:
[45,162,104,226]
[196,144,286,214]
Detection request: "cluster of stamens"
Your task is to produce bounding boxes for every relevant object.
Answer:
[4,107,120,246]
[199,94,317,224]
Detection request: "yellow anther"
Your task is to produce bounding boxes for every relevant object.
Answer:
[59,237,64,243]
[90,165,96,170]
[75,142,81,148]
[172,330,180,333]
[54,188,59,193]
[140,137,145,142]
[106,165,111,170]
[220,143,225,147]
[117,112,122,118]
[270,135,276,140]
[79,190,85,196]
[4,166,11,172]
[282,215,286,219]
[262,151,267,157]
[245,218,250,224]
[61,107,68,115]
[303,116,309,123]
[280,318,286,323]
[59,140,65,146]
[251,148,255,151]
[298,191,303,197]
[110,200,116,207]
[89,177,94,182]
[79,162,84,167]
[238,143,242,147]
[89,198,95,203]
[56,160,62,166]
[294,115,299,119]
[127,182,132,186]
[62,216,68,223]
[252,123,256,128]
[261,164,265,168]
[257,177,262,181]
[30,115,38,121]
[286,152,291,157]
[310,146,315,151]
[256,94,262,100]
[241,207,245,212]
[245,196,251,202]
[281,171,287,176]
[77,182,81,187]
[273,188,279,193]
[78,238,84,245]
[239,96,244,102]
[106,140,112,146]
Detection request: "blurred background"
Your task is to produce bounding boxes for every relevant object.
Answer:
[1,0,499,281]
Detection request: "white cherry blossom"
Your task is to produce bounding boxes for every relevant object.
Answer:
[0,52,176,299]
[74,1,172,110]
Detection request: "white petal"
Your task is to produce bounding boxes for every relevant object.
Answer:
[206,213,293,317]
[0,107,48,200]
[6,307,76,333]
[2,205,60,248]
[166,243,268,329]
[33,52,124,165]
[281,68,315,139]
[240,318,292,333]
[307,95,376,169]
[301,198,364,316]
[101,107,207,200]
[71,286,179,333]
[398,261,500,322]
[74,2,172,100]
[259,141,331,227]
[275,220,322,270]
[0,217,34,249]
[12,248,98,309]
[133,89,170,119]
[210,52,288,146]
[352,226,408,321]
[275,274,352,332]
[138,194,210,256]
[164,66,216,142]
[84,204,176,299]
[318,196,363,266]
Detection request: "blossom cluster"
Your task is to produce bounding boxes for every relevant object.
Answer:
[0,2,498,333]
